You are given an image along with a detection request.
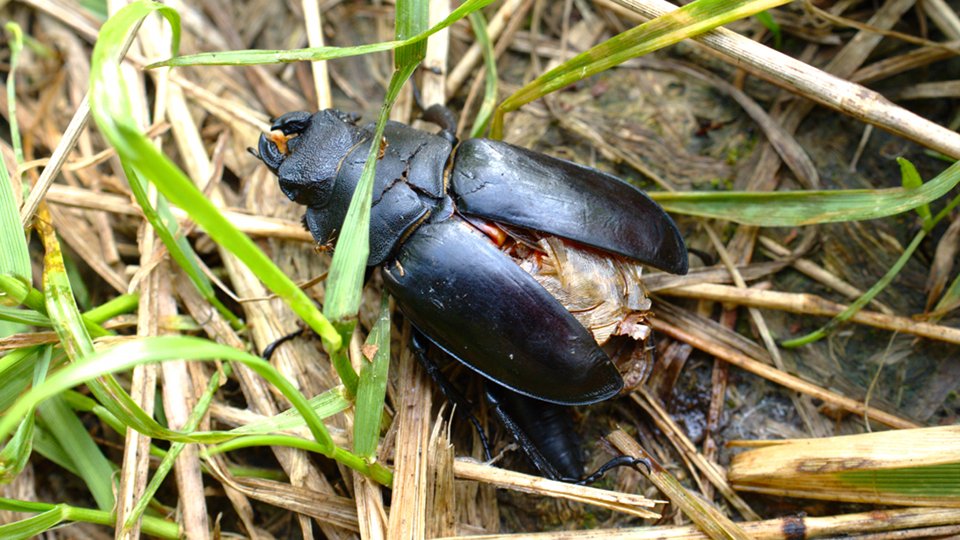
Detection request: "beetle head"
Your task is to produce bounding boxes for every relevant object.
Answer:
[257,109,362,206]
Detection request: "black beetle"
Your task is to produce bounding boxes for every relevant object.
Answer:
[257,108,688,481]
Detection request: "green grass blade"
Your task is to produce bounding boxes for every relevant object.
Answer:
[0,498,179,539]
[753,11,781,49]
[0,336,330,448]
[0,507,67,540]
[207,434,328,455]
[354,294,391,459]
[205,434,393,486]
[0,406,37,482]
[783,178,960,347]
[468,11,498,138]
[653,159,960,226]
[228,387,351,435]
[0,306,48,326]
[119,161,238,327]
[493,0,791,136]
[395,0,428,67]
[37,396,115,510]
[61,390,127,436]
[329,0,418,447]
[0,108,29,284]
[0,293,136,413]
[81,292,139,322]
[321,0,428,395]
[77,2,233,328]
[34,213,116,510]
[0,274,37,307]
[32,424,80,476]
[0,348,39,413]
[897,157,931,223]
[321,64,418,394]
[780,228,923,348]
[0,276,129,344]
[0,292,137,328]
[0,336,392,485]
[1,22,29,283]
[36,209,103,352]
[149,0,496,68]
[5,23,24,164]
[0,346,50,483]
[89,1,338,349]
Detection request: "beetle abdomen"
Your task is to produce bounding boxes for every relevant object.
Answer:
[489,229,656,393]
[519,236,651,345]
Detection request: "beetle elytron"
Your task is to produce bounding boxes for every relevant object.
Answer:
[258,108,688,481]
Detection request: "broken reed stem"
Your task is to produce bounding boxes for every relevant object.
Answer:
[661,283,960,346]
[758,236,894,315]
[649,317,918,429]
[453,459,661,519]
[426,413,457,538]
[301,0,332,110]
[386,341,433,538]
[632,389,759,521]
[727,426,960,507]
[604,0,960,158]
[420,0,450,107]
[607,430,752,540]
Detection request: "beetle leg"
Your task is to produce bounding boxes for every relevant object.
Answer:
[262,326,309,361]
[411,331,494,461]
[573,455,653,485]
[485,386,655,483]
[420,104,459,144]
[483,387,576,481]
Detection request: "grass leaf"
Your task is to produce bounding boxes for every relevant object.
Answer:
[148,0,496,68]
[730,426,960,505]
[0,498,178,539]
[354,293,391,458]
[0,24,30,283]
[654,159,960,226]
[897,157,931,223]
[0,335,392,485]
[89,1,339,349]
[493,0,792,136]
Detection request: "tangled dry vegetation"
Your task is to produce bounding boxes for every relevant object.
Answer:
[1,0,959,538]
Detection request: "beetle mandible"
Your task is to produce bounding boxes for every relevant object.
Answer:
[257,108,688,481]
